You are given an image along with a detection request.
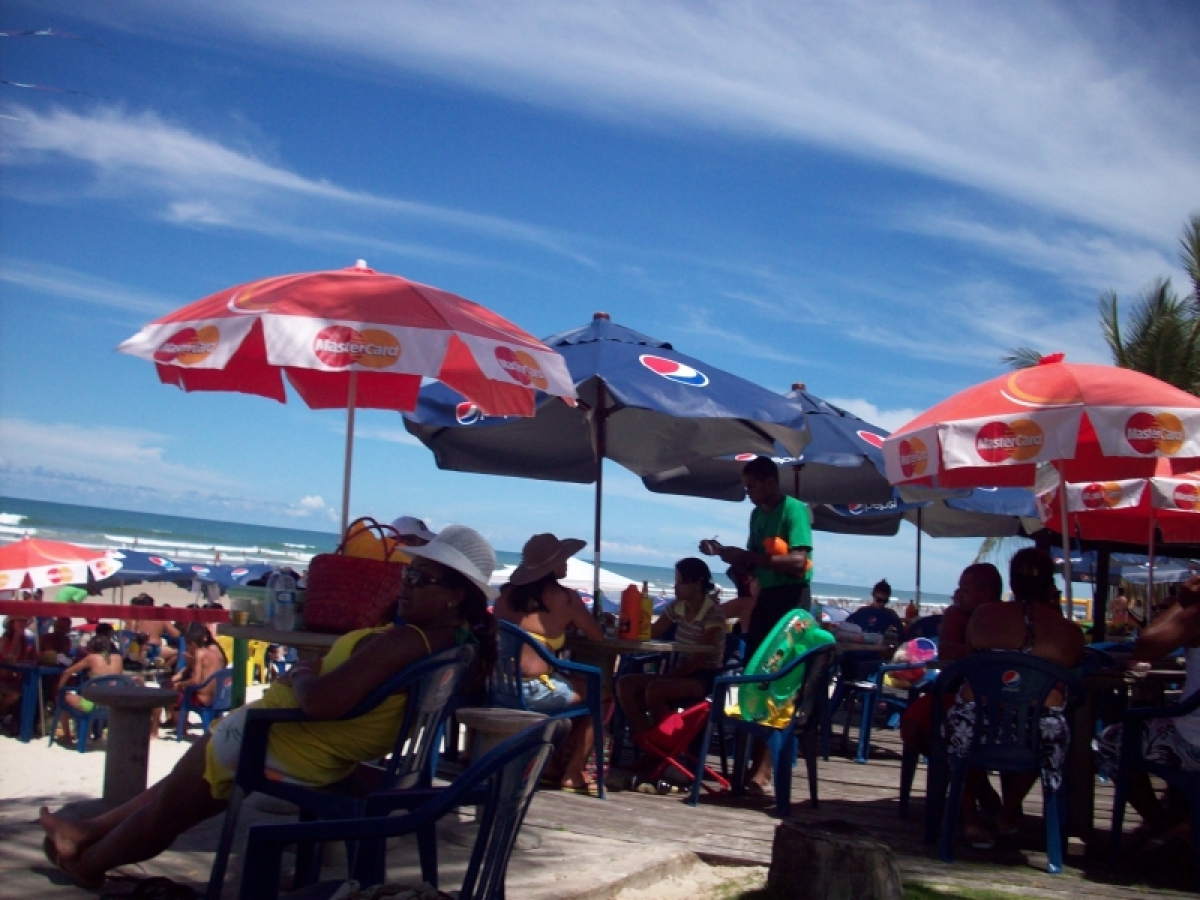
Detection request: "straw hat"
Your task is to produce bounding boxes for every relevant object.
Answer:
[404,524,499,600]
[509,533,586,586]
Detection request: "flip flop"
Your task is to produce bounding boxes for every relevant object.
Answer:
[559,781,600,796]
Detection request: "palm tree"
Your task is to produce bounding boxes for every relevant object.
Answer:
[1004,214,1200,395]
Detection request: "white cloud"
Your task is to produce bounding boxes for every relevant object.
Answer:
[0,417,242,494]
[0,105,591,263]
[93,1,1200,246]
[354,426,422,447]
[298,495,326,510]
[0,259,181,317]
[825,399,922,434]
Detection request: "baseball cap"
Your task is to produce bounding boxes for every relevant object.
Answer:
[390,516,437,543]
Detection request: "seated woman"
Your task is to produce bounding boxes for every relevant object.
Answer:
[1095,575,1200,851]
[50,634,126,745]
[494,532,606,794]
[616,558,726,740]
[39,524,499,891]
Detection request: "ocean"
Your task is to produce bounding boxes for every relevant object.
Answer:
[0,496,953,610]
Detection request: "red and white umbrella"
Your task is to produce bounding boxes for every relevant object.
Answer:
[0,537,122,591]
[882,354,1200,597]
[119,261,577,531]
[1034,467,1200,546]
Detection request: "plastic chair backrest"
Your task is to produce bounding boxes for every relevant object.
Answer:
[932,651,1083,772]
[491,621,528,711]
[352,643,476,789]
[787,643,837,730]
[70,674,138,721]
[211,668,234,711]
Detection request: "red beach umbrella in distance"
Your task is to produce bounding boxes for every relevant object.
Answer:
[0,536,123,591]
[119,261,576,531]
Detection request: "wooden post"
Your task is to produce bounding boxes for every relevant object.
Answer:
[768,819,902,900]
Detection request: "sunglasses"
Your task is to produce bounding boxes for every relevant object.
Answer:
[403,567,453,589]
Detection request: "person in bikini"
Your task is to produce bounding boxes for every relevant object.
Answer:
[50,634,126,746]
[494,532,607,794]
[125,594,180,668]
[39,525,499,891]
[946,548,1084,849]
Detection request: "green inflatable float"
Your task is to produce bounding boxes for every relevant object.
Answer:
[736,608,833,725]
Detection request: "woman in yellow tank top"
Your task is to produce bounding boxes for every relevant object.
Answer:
[39,525,499,891]
[495,533,606,794]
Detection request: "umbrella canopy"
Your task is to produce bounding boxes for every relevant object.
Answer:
[404,312,810,599]
[818,487,1040,539]
[882,354,1200,490]
[0,537,122,591]
[641,385,893,504]
[118,261,576,532]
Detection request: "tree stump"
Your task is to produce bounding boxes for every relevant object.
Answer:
[768,819,902,900]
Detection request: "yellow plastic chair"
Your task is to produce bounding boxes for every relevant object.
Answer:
[248,640,270,684]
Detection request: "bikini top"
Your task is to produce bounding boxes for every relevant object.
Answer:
[527,630,566,652]
[1019,599,1037,653]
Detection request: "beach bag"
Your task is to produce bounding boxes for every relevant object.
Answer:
[303,517,406,634]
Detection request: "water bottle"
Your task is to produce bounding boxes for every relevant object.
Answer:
[269,570,297,631]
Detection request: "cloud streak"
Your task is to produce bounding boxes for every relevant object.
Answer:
[99,1,1200,245]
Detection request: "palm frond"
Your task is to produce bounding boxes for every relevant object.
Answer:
[1001,347,1043,370]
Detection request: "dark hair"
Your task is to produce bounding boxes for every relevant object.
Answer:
[726,566,756,593]
[676,557,715,595]
[131,593,155,607]
[962,562,1003,600]
[503,571,558,615]
[184,622,216,647]
[1009,548,1056,604]
[88,634,114,655]
[96,623,114,638]
[742,455,779,482]
[872,579,892,599]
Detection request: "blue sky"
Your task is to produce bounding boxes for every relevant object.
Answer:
[2,1,1198,593]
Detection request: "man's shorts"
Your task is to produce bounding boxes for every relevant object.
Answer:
[522,673,576,713]
[1094,718,1200,780]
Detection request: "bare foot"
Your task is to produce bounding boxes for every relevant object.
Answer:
[39,807,94,863]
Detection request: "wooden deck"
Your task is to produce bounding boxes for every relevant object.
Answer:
[520,725,1198,898]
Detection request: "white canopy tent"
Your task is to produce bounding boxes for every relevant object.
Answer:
[491,556,638,598]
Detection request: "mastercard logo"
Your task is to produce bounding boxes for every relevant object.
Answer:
[975,419,1044,463]
[1173,483,1200,511]
[92,560,117,577]
[857,430,885,449]
[0,573,10,589]
[154,325,220,366]
[1081,482,1123,510]
[455,402,484,425]
[45,566,73,585]
[898,436,929,478]
[313,326,401,370]
[1125,412,1185,455]
[495,347,549,389]
[639,354,709,387]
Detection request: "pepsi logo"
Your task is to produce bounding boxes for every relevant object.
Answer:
[148,556,177,569]
[455,402,484,425]
[190,566,210,575]
[857,430,885,449]
[230,567,249,577]
[734,453,757,461]
[847,503,864,515]
[639,354,709,387]
[1002,670,1021,689]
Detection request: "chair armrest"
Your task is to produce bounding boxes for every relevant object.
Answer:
[361,782,489,818]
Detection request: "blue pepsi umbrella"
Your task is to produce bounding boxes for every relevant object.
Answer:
[404,312,810,600]
[642,385,894,504]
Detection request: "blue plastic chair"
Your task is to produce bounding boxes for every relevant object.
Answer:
[688,642,836,817]
[929,652,1084,873]
[238,717,570,900]
[850,659,936,764]
[47,674,137,752]
[491,621,606,798]
[176,667,234,740]
[206,644,475,900]
[1110,688,1200,889]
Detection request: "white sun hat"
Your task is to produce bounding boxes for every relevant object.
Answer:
[404,524,498,600]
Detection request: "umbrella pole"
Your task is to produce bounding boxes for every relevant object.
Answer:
[915,509,923,611]
[1058,469,1073,611]
[591,383,607,619]
[340,370,359,537]
[1147,507,1157,623]
[34,627,46,739]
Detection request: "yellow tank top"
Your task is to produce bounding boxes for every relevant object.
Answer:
[251,626,407,787]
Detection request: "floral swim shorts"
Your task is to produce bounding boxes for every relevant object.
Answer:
[943,697,1070,791]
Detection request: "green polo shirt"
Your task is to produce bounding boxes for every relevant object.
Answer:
[747,494,813,590]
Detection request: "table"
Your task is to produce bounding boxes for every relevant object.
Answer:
[563,634,720,687]
[0,600,228,623]
[216,624,340,708]
[81,683,179,804]
[1070,667,1185,851]
[0,661,64,742]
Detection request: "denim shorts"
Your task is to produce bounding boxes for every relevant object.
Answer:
[522,673,576,713]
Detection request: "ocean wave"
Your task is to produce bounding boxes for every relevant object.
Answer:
[0,523,36,535]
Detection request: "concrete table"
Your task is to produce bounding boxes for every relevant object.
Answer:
[82,684,179,805]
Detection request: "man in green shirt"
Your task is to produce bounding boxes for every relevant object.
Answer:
[699,455,813,660]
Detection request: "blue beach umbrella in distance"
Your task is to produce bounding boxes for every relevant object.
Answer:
[404,312,810,604]
[642,384,894,504]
